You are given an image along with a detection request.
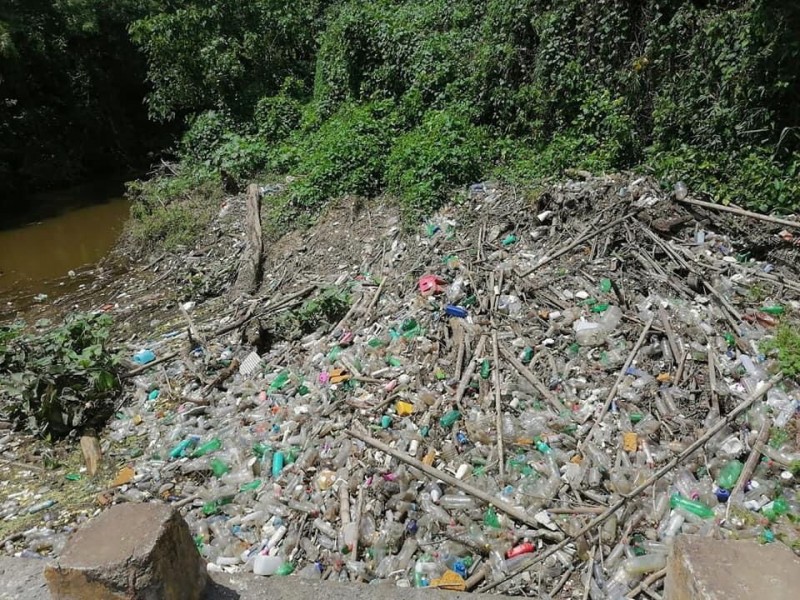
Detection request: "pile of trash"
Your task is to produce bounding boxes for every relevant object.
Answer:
[4,174,800,598]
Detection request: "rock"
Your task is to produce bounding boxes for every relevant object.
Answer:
[44,503,207,600]
[665,535,800,600]
[79,436,102,477]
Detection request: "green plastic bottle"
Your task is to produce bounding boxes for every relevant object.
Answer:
[272,451,285,478]
[717,460,744,490]
[521,347,534,364]
[202,495,233,516]
[480,359,491,379]
[670,493,714,519]
[239,480,262,492]
[269,371,290,391]
[762,497,789,521]
[600,278,613,293]
[210,458,229,478]
[191,437,222,458]
[440,409,461,428]
[401,319,420,338]
[483,507,501,528]
[501,234,517,246]
[761,305,785,315]
[170,437,199,459]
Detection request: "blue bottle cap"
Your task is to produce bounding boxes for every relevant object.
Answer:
[453,560,467,578]
[444,305,468,318]
[715,487,731,503]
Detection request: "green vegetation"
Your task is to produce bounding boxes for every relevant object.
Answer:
[271,286,352,340]
[0,0,167,214]
[762,324,800,379]
[4,1,800,237]
[0,314,120,438]
[126,166,224,250]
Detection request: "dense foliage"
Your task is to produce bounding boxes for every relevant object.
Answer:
[0,0,167,214]
[0,313,120,438]
[4,1,800,229]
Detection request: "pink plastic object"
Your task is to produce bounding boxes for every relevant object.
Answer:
[418,274,446,296]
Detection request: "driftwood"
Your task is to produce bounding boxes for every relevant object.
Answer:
[676,195,800,229]
[233,184,264,294]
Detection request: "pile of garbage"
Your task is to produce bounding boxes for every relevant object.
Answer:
[4,174,800,598]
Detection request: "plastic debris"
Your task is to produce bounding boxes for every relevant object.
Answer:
[4,175,800,599]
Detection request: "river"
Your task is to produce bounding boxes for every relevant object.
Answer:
[0,181,131,320]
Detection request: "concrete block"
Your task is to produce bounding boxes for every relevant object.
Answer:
[45,502,207,600]
[666,535,800,600]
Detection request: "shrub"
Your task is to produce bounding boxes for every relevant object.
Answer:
[180,110,237,165]
[386,108,491,219]
[285,101,402,215]
[0,314,120,438]
[648,145,800,214]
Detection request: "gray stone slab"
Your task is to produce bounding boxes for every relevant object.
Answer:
[666,535,800,600]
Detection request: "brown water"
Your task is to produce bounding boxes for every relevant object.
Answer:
[0,191,131,315]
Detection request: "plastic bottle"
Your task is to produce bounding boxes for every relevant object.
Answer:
[439,495,477,510]
[670,493,714,519]
[674,181,688,201]
[440,410,461,429]
[253,553,283,576]
[191,437,222,458]
[717,460,743,491]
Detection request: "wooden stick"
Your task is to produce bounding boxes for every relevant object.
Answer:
[519,212,636,277]
[454,320,466,380]
[674,349,689,386]
[332,293,364,334]
[626,567,667,599]
[339,481,351,527]
[549,563,577,598]
[499,345,567,413]
[351,487,363,580]
[703,280,743,326]
[0,456,44,472]
[676,196,800,229]
[365,274,388,318]
[453,335,486,410]
[658,307,680,367]
[583,317,654,444]
[582,546,596,600]
[464,565,489,591]
[347,426,542,530]
[728,419,771,516]
[707,339,719,414]
[480,375,780,592]
[546,506,606,515]
[123,351,179,379]
[492,328,506,479]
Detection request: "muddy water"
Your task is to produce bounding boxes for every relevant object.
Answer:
[0,186,131,317]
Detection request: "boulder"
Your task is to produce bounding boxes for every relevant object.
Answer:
[45,502,207,600]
